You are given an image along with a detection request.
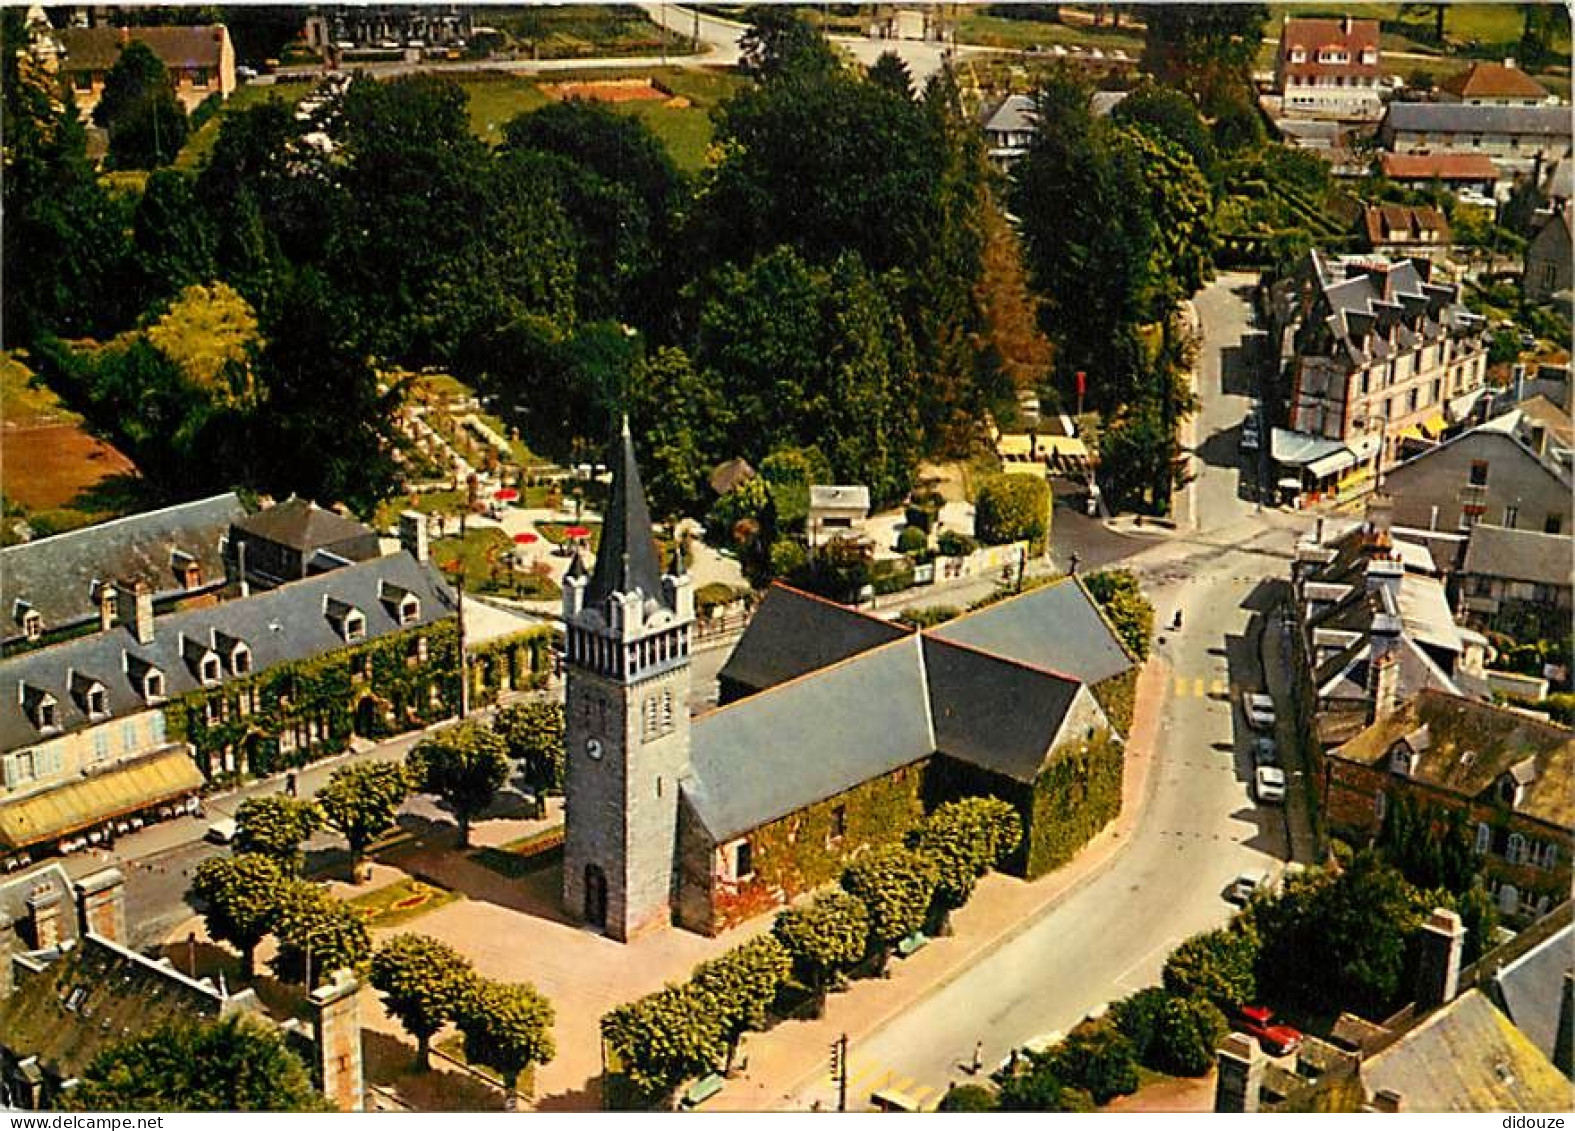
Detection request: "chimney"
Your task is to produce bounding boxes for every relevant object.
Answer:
[74,868,126,944]
[1370,1089,1405,1113]
[117,579,154,644]
[1215,1032,1265,1113]
[236,539,250,599]
[1414,907,1465,1010]
[1368,647,1400,723]
[1342,15,1352,36]
[1504,57,1516,70]
[310,969,364,1112]
[1554,969,1573,1078]
[26,883,63,950]
[399,510,429,564]
[98,582,116,633]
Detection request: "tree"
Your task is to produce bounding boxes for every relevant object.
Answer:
[1109,985,1172,1065]
[233,795,322,876]
[1151,994,1228,1076]
[316,760,410,883]
[3,16,132,346]
[1110,82,1215,181]
[867,52,913,99]
[758,446,831,532]
[270,879,372,986]
[690,935,793,1072]
[840,844,938,956]
[130,169,215,302]
[93,40,189,169]
[912,796,1022,908]
[1045,1019,1139,1105]
[492,701,568,793]
[626,345,730,518]
[1162,925,1258,1009]
[1141,5,1268,111]
[938,1083,999,1111]
[1097,401,1185,516]
[1376,793,1475,895]
[738,5,841,82]
[1108,124,1216,302]
[189,853,284,979]
[996,1057,1095,1112]
[459,979,557,1109]
[602,983,725,1104]
[974,473,1050,553]
[772,889,870,996]
[370,934,478,1071]
[407,721,511,848]
[66,1014,329,1112]
[1083,570,1154,660]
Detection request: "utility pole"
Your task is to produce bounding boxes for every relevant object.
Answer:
[829,1032,849,1112]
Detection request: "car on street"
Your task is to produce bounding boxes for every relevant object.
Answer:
[1225,870,1267,904]
[1252,736,1279,767]
[1242,691,1276,730]
[205,817,238,845]
[1237,1005,1304,1056]
[1254,765,1287,804]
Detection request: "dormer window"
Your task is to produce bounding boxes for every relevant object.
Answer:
[1290,48,1305,62]
[344,610,365,641]
[201,655,221,684]
[231,644,252,676]
[21,684,59,732]
[69,671,109,720]
[325,597,366,643]
[15,600,41,642]
[1388,747,1414,776]
[379,581,421,627]
[172,549,202,591]
[1361,49,1376,64]
[144,670,165,701]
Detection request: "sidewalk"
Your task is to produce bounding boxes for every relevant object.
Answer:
[707,651,1173,1111]
[1257,589,1318,866]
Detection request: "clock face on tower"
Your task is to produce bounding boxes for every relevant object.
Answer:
[586,737,603,761]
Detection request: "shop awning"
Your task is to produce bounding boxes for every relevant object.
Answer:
[1307,448,1357,479]
[1421,414,1447,438]
[1349,432,1383,463]
[0,746,202,850]
[1397,425,1425,443]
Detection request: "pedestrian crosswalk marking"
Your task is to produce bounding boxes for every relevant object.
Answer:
[1211,678,1225,696]
[1173,677,1244,699]
[1193,677,1205,697]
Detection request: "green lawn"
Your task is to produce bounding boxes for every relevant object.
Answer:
[608,100,714,172]
[175,81,310,171]
[536,521,601,551]
[457,75,551,141]
[955,11,1144,55]
[345,877,462,929]
[432,527,562,600]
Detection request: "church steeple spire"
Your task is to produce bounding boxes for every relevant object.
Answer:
[587,416,664,608]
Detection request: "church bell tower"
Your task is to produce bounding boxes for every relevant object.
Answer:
[560,418,694,941]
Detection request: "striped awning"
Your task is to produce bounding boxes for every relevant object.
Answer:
[0,746,202,849]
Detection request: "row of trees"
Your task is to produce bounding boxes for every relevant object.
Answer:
[6,8,1012,525]
[603,797,1022,1106]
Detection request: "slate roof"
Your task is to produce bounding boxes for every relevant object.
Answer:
[1362,990,1571,1112]
[1383,101,1572,138]
[686,636,935,841]
[1439,62,1550,102]
[588,419,664,608]
[1490,921,1574,1065]
[231,496,376,554]
[1461,525,1573,588]
[809,485,871,513]
[922,636,1083,783]
[708,457,755,498]
[57,25,227,72]
[1380,152,1501,182]
[928,577,1135,686]
[0,552,455,753]
[0,493,245,641]
[717,584,909,696]
[983,94,1035,135]
[1333,689,1574,828]
[0,933,235,1086]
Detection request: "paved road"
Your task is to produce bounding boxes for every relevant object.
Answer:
[790,274,1314,1110]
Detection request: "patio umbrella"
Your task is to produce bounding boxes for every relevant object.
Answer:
[565,525,591,539]
[513,532,538,544]
[494,487,519,502]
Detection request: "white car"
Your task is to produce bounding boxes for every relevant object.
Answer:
[1225,870,1267,904]
[1243,692,1277,731]
[1255,765,1287,805]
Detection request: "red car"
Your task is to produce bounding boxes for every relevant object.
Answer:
[1237,1005,1304,1056]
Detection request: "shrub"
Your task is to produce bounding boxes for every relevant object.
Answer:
[896,525,928,554]
[974,473,1050,553]
[904,501,938,533]
[1151,995,1228,1077]
[1082,569,1154,660]
[1110,986,1172,1065]
[1047,1019,1139,1105]
[840,844,937,952]
[695,582,738,613]
[870,556,914,595]
[938,1083,998,1111]
[768,538,808,582]
[1162,925,1258,1009]
[936,530,978,557]
[896,604,961,630]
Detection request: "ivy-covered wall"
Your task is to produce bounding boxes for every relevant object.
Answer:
[1093,668,1139,736]
[683,759,928,935]
[1026,730,1124,878]
[166,623,555,783]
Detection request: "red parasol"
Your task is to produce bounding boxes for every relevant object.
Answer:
[565,525,591,538]
[513,532,538,544]
[493,487,519,502]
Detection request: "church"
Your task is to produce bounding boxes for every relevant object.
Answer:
[561,423,1138,941]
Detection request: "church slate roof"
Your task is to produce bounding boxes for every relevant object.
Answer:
[928,578,1135,686]
[0,552,455,753]
[922,636,1085,784]
[685,636,935,842]
[588,419,665,607]
[717,584,910,696]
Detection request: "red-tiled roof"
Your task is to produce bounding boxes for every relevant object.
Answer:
[58,26,226,73]
[1280,16,1380,55]
[1380,152,1500,182]
[1440,62,1550,101]
[1363,203,1451,246]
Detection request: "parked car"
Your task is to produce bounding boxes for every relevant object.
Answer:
[1225,870,1267,904]
[1242,691,1276,731]
[1252,736,1279,767]
[205,817,238,845]
[1254,765,1287,804]
[1237,1005,1304,1056]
